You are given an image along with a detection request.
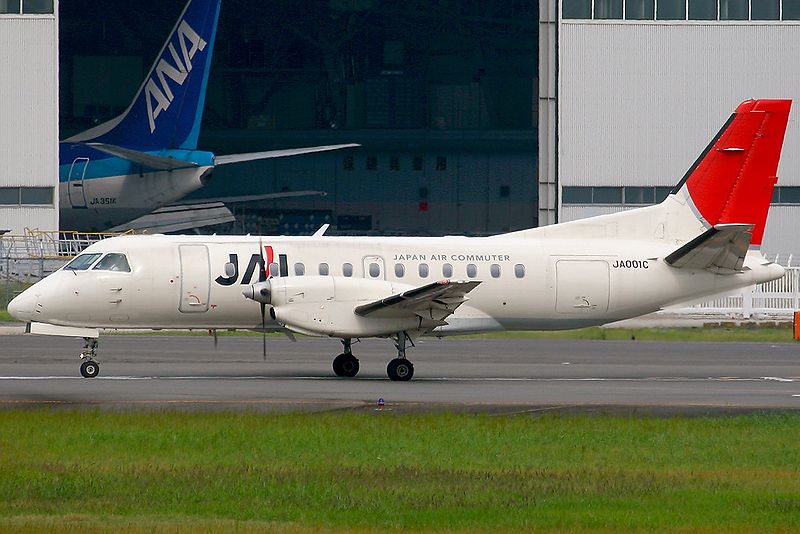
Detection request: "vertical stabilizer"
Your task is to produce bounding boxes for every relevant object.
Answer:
[65,0,221,151]
[672,99,791,247]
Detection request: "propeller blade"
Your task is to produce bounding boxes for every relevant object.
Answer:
[259,235,267,361]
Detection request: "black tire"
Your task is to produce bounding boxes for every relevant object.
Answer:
[80,360,99,379]
[387,358,414,381]
[332,353,359,378]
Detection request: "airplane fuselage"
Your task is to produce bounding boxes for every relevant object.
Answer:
[15,232,782,334]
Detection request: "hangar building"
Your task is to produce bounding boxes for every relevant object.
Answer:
[0,0,58,235]
[539,0,800,255]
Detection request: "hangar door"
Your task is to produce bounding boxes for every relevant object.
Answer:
[178,244,210,313]
[555,260,609,314]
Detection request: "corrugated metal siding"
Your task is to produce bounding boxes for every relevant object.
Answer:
[559,22,800,188]
[762,207,800,256]
[0,15,59,233]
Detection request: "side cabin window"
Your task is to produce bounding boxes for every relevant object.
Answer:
[419,263,429,278]
[318,263,329,275]
[93,253,131,272]
[294,263,305,276]
[490,264,501,278]
[368,262,380,278]
[395,263,405,278]
[63,253,101,271]
[268,262,279,277]
[343,263,353,277]
[442,263,453,278]
[514,264,526,278]
[466,264,477,278]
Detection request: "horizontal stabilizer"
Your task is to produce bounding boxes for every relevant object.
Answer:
[109,202,234,233]
[214,143,360,165]
[664,223,753,273]
[355,279,481,320]
[172,190,326,205]
[87,143,200,170]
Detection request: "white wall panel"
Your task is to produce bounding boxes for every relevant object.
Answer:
[559,22,800,188]
[0,14,59,233]
[761,207,800,256]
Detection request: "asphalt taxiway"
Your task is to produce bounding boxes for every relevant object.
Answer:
[0,334,798,412]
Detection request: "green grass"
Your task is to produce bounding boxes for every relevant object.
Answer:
[1,411,800,532]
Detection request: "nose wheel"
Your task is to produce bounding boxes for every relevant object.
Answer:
[332,339,359,377]
[79,337,100,379]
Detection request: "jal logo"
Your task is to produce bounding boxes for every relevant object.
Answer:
[144,20,207,133]
[215,246,274,286]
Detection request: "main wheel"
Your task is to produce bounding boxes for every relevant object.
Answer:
[332,353,359,378]
[80,360,99,379]
[387,358,414,381]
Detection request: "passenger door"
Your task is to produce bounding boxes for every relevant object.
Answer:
[68,157,89,208]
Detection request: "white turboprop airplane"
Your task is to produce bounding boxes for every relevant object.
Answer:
[9,99,790,381]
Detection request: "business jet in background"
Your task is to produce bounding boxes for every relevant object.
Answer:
[59,0,357,233]
[11,100,790,381]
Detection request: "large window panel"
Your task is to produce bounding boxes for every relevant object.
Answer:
[719,0,748,20]
[625,0,654,19]
[563,0,592,18]
[657,0,686,19]
[783,0,800,19]
[780,187,800,203]
[0,0,21,13]
[593,187,623,203]
[688,0,717,20]
[595,0,623,18]
[20,187,52,205]
[624,187,655,204]
[751,0,779,19]
[0,188,19,205]
[22,0,52,13]
[562,187,593,204]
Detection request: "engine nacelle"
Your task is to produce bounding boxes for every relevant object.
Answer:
[243,276,421,337]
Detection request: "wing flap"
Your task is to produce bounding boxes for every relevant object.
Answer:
[354,280,481,319]
[664,223,753,273]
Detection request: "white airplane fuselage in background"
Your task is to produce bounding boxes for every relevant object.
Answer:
[10,99,792,380]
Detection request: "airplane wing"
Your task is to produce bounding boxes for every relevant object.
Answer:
[214,143,360,165]
[664,223,753,273]
[86,143,199,170]
[354,280,482,322]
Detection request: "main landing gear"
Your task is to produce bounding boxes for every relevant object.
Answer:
[387,331,414,382]
[331,333,415,381]
[79,337,100,378]
[332,338,360,377]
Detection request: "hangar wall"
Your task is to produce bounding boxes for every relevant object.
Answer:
[0,8,59,235]
[557,18,800,255]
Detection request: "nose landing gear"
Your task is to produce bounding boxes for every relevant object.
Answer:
[79,337,100,378]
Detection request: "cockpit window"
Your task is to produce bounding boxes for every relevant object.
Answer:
[92,253,131,272]
[63,253,102,271]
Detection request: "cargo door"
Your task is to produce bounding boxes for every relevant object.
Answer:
[555,260,609,314]
[178,244,210,313]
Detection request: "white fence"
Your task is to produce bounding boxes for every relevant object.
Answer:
[671,265,800,319]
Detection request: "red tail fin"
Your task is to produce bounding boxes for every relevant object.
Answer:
[672,99,791,246]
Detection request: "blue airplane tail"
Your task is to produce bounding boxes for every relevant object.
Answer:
[66,0,221,151]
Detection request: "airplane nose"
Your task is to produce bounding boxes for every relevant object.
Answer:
[7,289,35,322]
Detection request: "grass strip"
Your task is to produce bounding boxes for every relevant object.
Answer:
[1,411,799,532]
